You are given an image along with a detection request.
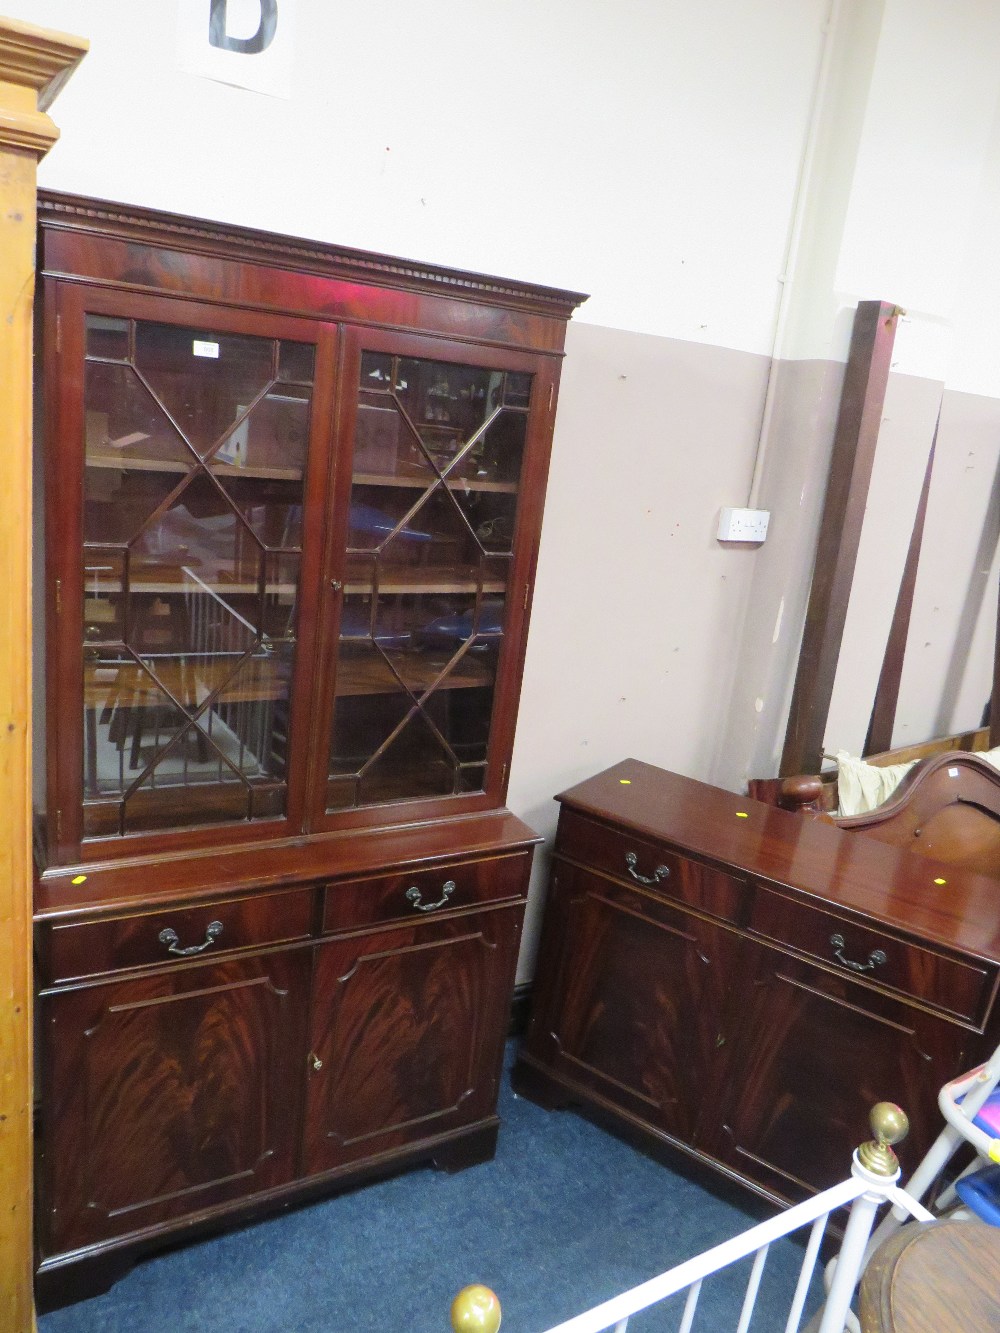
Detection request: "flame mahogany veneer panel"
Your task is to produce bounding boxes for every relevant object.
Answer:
[39,951,312,1254]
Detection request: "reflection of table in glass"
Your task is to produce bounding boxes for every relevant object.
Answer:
[84,653,290,798]
[334,652,493,698]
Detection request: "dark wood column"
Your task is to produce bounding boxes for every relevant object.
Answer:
[780,299,901,777]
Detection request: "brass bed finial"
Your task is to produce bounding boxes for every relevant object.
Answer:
[451,1284,502,1332]
[858,1101,909,1175]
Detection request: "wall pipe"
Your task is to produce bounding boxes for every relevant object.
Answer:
[747,0,844,509]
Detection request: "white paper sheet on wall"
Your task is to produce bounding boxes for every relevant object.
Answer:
[177,0,297,99]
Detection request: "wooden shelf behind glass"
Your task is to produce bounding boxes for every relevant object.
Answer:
[86,454,303,483]
[352,471,518,495]
[335,652,493,698]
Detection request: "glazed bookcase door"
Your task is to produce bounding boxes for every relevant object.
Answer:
[46,284,336,858]
[314,328,555,827]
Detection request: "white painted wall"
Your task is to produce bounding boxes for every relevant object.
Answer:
[779,0,1000,391]
[719,0,1000,796]
[13,0,828,353]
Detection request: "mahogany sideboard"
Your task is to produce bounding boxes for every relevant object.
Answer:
[513,759,1000,1206]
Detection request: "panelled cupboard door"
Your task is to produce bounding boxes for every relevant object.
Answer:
[46,281,337,859]
[38,950,311,1255]
[708,937,970,1200]
[302,904,521,1175]
[524,863,740,1148]
[312,326,558,830]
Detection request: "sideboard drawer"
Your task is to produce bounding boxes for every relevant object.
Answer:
[45,887,315,984]
[749,885,995,1025]
[322,853,530,935]
[555,808,746,925]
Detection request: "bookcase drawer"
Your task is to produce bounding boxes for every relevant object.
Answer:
[44,887,314,984]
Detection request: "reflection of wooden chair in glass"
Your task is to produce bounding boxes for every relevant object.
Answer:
[183,572,294,781]
[110,593,206,776]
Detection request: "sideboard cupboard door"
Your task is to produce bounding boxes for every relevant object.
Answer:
[301,903,522,1176]
[523,863,740,1148]
[708,937,971,1201]
[38,949,311,1255]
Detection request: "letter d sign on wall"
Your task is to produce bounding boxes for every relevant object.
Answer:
[209,0,277,55]
[178,0,295,97]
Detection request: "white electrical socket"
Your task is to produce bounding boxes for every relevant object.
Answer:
[717,507,770,543]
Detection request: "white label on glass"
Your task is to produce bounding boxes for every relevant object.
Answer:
[193,339,220,358]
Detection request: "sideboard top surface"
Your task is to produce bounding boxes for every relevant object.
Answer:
[35,808,540,922]
[556,759,1000,965]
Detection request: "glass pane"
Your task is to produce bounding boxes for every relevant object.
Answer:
[327,349,528,812]
[393,358,501,467]
[129,473,261,597]
[358,711,455,803]
[83,651,195,804]
[81,313,313,838]
[85,315,129,362]
[134,321,274,456]
[83,549,125,644]
[278,340,315,384]
[347,487,435,556]
[85,463,189,548]
[217,474,304,548]
[423,640,499,765]
[354,405,437,487]
[456,763,487,794]
[85,361,193,468]
[447,482,519,555]
[214,384,310,478]
[503,371,532,408]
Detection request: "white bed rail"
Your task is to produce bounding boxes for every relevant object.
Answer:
[450,1104,934,1333]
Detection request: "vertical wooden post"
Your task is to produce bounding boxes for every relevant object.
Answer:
[0,20,86,1330]
[780,300,901,778]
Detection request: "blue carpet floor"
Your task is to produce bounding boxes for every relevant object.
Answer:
[39,1045,823,1332]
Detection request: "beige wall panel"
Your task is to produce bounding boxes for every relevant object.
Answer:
[894,387,1000,748]
[714,356,846,793]
[508,320,770,978]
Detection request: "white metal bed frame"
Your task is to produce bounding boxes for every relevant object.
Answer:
[861,1038,1000,1265]
[449,1104,935,1333]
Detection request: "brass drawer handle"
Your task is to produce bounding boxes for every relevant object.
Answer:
[625,851,670,886]
[158,920,224,957]
[405,880,456,912]
[830,932,887,974]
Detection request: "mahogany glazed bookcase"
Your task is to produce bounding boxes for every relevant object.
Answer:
[31,191,586,1308]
